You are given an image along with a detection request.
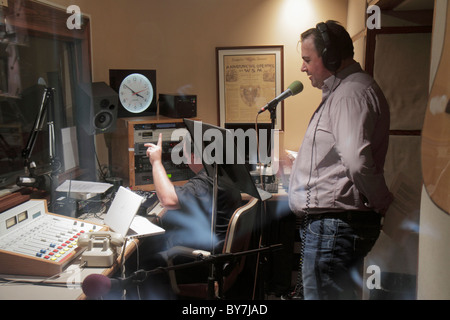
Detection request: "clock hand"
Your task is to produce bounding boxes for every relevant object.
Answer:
[133,88,148,99]
[124,84,137,94]
[124,85,146,99]
[133,89,148,95]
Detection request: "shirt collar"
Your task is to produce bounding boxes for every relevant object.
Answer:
[322,61,363,100]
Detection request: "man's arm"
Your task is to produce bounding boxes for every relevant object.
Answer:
[333,96,392,212]
[145,133,180,210]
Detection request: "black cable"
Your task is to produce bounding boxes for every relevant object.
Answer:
[95,151,108,181]
[285,95,329,300]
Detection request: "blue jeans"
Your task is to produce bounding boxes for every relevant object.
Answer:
[301,211,381,300]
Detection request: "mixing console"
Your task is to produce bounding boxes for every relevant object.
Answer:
[0,199,105,277]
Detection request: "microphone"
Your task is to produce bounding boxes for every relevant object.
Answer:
[82,270,147,299]
[258,80,303,114]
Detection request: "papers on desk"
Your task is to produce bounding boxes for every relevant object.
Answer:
[56,180,114,200]
[285,149,298,160]
[128,215,165,238]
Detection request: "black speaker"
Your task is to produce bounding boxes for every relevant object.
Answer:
[92,82,118,134]
[77,82,118,135]
[316,22,341,72]
[159,94,197,118]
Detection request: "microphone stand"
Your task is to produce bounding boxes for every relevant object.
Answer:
[80,244,283,300]
[207,162,219,300]
[253,100,279,299]
[17,87,60,211]
[146,244,284,300]
[267,101,278,130]
[182,119,275,300]
[19,88,53,181]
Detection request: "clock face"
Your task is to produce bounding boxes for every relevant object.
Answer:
[118,73,154,113]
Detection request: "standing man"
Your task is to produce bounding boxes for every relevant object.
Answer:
[288,20,393,300]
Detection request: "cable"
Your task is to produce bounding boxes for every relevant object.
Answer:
[255,113,264,190]
[0,263,86,288]
[285,91,330,300]
[130,238,141,300]
[115,238,142,300]
[118,238,129,300]
[95,151,108,181]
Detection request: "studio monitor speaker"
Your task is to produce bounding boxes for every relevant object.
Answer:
[92,82,118,134]
[77,82,118,135]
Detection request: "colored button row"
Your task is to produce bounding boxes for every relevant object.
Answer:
[35,230,89,260]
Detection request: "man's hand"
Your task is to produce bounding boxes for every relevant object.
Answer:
[145,133,162,165]
[144,133,180,210]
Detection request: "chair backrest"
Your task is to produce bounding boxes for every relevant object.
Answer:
[219,196,259,295]
[173,196,259,298]
[223,196,259,254]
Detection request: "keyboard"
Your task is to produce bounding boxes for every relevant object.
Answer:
[132,190,160,215]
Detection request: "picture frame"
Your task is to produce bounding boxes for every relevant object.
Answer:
[216,46,284,130]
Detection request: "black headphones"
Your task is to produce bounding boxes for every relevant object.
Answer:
[316,22,341,72]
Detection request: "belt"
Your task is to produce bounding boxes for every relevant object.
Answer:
[308,210,380,223]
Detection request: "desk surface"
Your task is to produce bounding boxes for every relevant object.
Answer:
[0,184,287,300]
[0,203,166,300]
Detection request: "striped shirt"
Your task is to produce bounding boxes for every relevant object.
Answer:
[289,62,393,217]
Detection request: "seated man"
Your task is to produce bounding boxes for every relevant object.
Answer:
[108,132,243,300]
[123,132,242,299]
[145,132,242,252]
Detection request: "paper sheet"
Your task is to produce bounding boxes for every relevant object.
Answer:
[56,180,113,194]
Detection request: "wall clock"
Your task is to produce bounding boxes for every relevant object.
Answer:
[109,69,157,117]
[119,73,153,113]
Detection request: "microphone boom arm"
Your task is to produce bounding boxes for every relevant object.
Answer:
[17,87,58,192]
[21,87,54,170]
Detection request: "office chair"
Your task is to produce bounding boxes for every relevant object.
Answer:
[158,196,259,299]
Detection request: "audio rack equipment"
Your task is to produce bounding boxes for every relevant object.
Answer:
[111,116,197,191]
[159,94,197,118]
[0,199,105,277]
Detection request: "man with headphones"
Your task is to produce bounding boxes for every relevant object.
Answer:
[287,21,393,300]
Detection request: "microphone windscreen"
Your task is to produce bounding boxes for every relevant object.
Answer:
[288,80,304,95]
[82,273,112,298]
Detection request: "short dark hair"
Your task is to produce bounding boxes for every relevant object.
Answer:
[300,20,354,60]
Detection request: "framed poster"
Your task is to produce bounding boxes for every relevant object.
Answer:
[216,46,284,129]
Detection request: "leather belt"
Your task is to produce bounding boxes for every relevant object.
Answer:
[308,210,381,223]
